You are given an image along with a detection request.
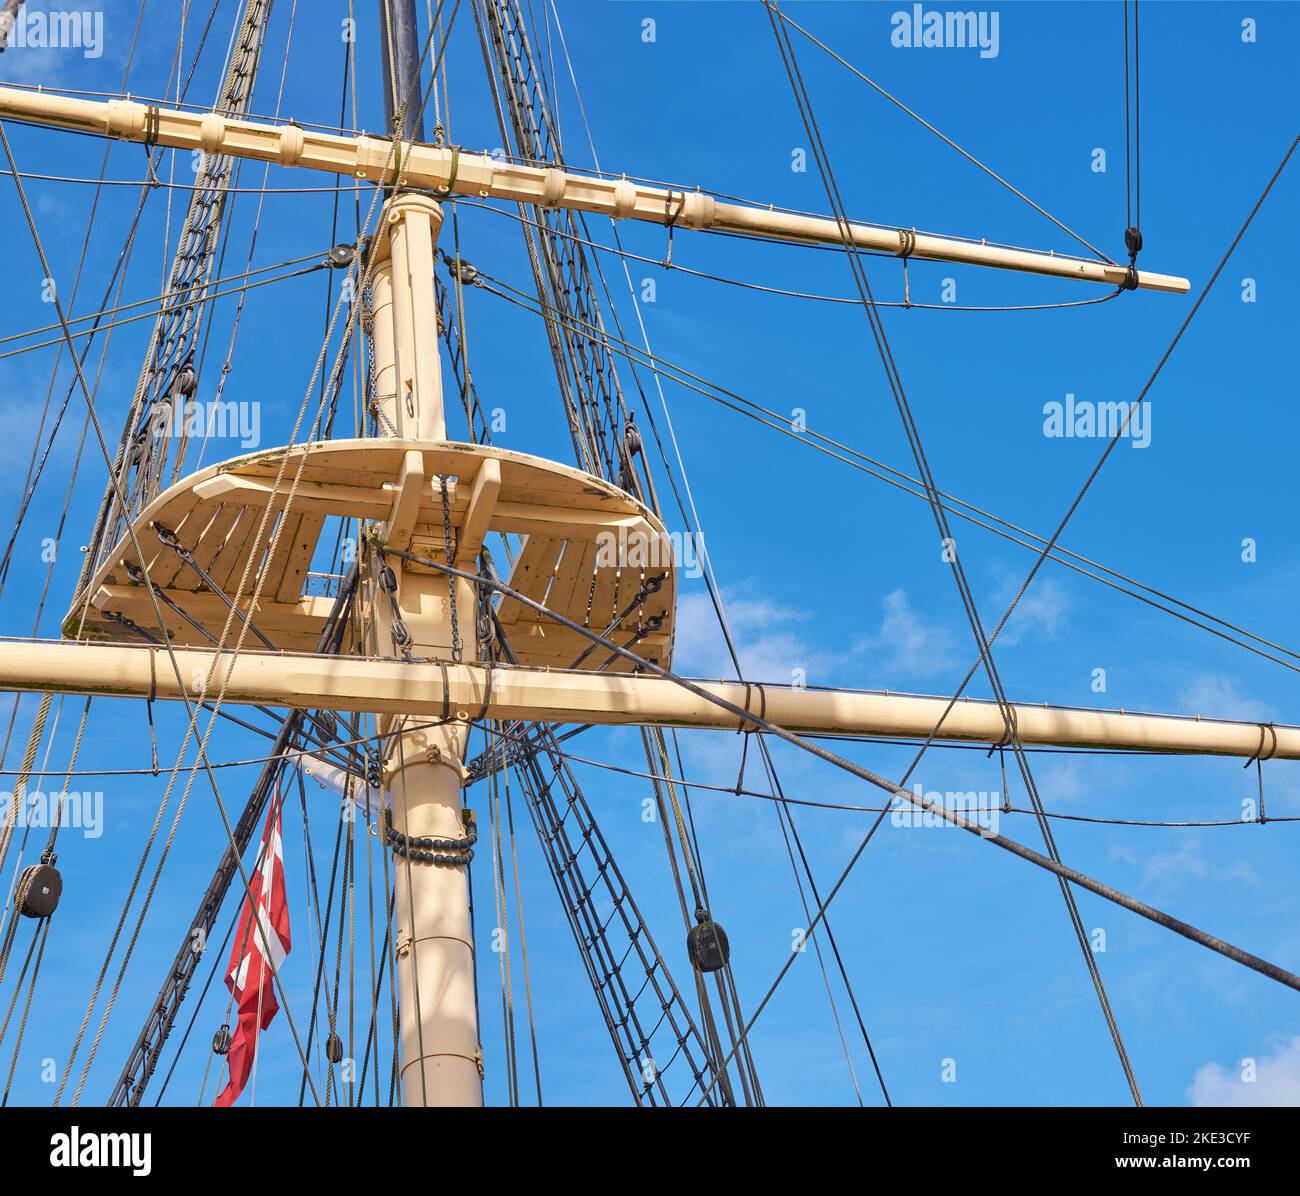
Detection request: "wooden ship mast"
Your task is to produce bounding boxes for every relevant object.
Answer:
[0,0,1295,1109]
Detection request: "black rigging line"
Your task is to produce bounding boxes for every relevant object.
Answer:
[686,72,1300,1100]
[774,6,1115,265]
[1123,1,1144,275]
[382,546,1300,1006]
[467,266,1300,681]
[771,1,1146,1101]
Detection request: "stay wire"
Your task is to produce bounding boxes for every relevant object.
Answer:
[378,548,1300,1009]
[775,6,1114,264]
[763,0,1141,1102]
[466,268,1300,682]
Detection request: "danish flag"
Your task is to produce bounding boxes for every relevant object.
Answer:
[213,798,292,1107]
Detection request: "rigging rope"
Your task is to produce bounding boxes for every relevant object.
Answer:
[1123,1,1143,264]
[763,0,1146,1100]
[384,547,1300,1008]
[776,6,1115,265]
[468,269,1300,679]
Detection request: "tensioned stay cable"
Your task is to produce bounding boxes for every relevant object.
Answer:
[774,6,1115,265]
[764,0,1143,1100]
[381,546,1300,1007]
[545,0,860,1103]
[1124,0,1142,241]
[692,36,1300,1098]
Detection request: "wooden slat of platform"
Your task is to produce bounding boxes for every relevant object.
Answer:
[259,509,305,601]
[504,625,672,670]
[587,557,619,631]
[93,584,331,652]
[126,487,203,589]
[498,535,563,625]
[534,538,595,628]
[183,505,242,587]
[206,505,265,595]
[272,512,324,603]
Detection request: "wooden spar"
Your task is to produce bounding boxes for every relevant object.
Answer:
[0,640,1290,761]
[0,84,1190,294]
[369,193,484,1108]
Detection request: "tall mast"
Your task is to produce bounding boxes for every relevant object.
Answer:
[379,0,426,145]
[368,193,484,1106]
[371,3,482,1106]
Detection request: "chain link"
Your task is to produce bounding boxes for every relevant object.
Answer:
[439,475,462,662]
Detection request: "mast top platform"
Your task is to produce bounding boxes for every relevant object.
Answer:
[64,438,676,672]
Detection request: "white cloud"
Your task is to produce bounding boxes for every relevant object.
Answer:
[672,583,824,684]
[1177,675,1275,724]
[1032,756,1090,805]
[992,576,1071,647]
[1108,832,1258,892]
[1188,1035,1300,1106]
[853,588,956,680]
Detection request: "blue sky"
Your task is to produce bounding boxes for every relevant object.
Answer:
[1,0,1299,1107]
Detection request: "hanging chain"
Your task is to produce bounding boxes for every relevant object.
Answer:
[439,475,462,662]
[362,284,402,438]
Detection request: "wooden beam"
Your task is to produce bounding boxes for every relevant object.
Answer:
[456,458,500,565]
[0,85,1190,294]
[0,640,1292,761]
[384,449,426,551]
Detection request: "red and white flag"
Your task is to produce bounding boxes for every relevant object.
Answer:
[214,798,292,1107]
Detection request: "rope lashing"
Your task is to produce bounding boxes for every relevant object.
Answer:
[383,807,476,865]
[433,144,459,197]
[1245,721,1277,824]
[663,189,686,269]
[896,227,917,306]
[142,104,162,189]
